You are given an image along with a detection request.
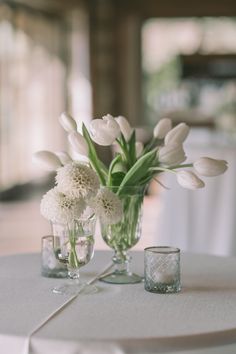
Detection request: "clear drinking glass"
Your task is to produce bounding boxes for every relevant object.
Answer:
[52,217,96,295]
[144,246,181,294]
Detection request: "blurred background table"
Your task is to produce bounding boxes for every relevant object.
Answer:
[157,128,236,256]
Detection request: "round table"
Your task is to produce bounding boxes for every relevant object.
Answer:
[1,251,236,354]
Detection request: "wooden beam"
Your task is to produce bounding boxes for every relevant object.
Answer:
[4,0,84,15]
[116,0,236,18]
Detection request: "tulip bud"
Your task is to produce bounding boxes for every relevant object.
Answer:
[68,131,88,156]
[158,143,186,165]
[89,114,120,146]
[135,142,144,158]
[176,170,205,190]
[115,116,133,141]
[32,151,62,171]
[59,112,77,132]
[153,118,172,139]
[55,151,72,165]
[193,157,228,177]
[165,123,190,145]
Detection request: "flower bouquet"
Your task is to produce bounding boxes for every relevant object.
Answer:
[34,113,228,285]
[35,155,123,294]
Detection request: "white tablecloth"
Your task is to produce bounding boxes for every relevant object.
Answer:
[157,128,236,256]
[1,251,236,354]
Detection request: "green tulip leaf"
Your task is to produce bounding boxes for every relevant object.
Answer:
[128,130,136,165]
[118,148,157,193]
[110,171,126,188]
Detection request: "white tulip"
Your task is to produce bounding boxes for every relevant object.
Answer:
[115,116,133,141]
[193,157,228,177]
[164,123,190,145]
[89,114,120,146]
[32,151,62,171]
[153,118,172,139]
[135,142,144,158]
[176,170,205,190]
[55,151,72,165]
[68,131,88,156]
[59,112,77,132]
[158,143,186,165]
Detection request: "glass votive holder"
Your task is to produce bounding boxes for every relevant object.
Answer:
[144,246,181,294]
[41,236,67,278]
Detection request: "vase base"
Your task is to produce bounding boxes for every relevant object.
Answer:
[99,271,143,284]
[52,282,97,296]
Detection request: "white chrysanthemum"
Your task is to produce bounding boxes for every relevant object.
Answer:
[56,162,100,199]
[91,188,123,225]
[40,187,85,224]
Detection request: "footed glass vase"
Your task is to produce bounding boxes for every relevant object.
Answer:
[100,186,145,284]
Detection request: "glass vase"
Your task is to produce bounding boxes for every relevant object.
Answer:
[51,217,96,295]
[99,186,145,284]
[41,235,68,278]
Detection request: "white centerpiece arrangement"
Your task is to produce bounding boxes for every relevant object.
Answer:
[34,113,228,285]
[34,133,124,294]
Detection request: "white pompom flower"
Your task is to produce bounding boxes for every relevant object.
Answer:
[56,162,100,199]
[91,188,123,225]
[40,187,85,224]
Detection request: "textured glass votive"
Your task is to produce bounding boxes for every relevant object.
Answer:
[41,236,67,278]
[144,246,181,294]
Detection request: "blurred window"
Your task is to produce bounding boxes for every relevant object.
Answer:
[142,17,236,133]
[0,4,92,193]
[0,4,66,191]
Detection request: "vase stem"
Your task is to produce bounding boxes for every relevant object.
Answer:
[68,267,80,280]
[99,251,142,284]
[113,251,131,274]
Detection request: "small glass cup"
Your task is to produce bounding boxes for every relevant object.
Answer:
[52,217,96,295]
[41,236,67,278]
[144,246,181,294]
